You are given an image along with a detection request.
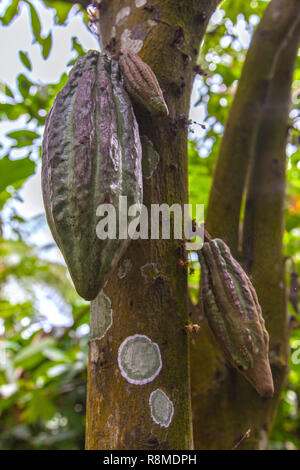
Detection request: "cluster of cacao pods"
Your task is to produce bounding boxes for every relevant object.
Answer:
[42,48,168,300]
[199,237,274,398]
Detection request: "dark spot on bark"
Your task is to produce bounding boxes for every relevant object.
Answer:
[215,369,223,380]
[129,299,134,307]
[169,78,185,97]
[195,12,207,23]
[169,113,189,135]
[171,26,184,47]
[144,4,154,13]
[105,37,116,55]
[146,434,160,448]
[193,64,207,76]
[181,53,189,67]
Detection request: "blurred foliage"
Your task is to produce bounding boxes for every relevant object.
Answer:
[0,0,299,450]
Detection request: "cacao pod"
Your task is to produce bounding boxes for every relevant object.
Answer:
[119,50,169,116]
[42,50,143,300]
[199,238,274,398]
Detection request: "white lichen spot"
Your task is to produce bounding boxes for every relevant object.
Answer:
[118,258,133,279]
[118,334,162,385]
[89,291,112,340]
[140,263,160,281]
[121,29,144,54]
[147,19,158,27]
[116,6,131,26]
[135,0,147,7]
[149,389,174,428]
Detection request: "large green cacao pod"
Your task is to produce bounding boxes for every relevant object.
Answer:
[42,50,143,300]
[199,238,274,398]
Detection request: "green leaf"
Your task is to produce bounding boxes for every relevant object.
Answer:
[0,103,27,121]
[44,1,74,25]
[0,0,20,26]
[20,389,56,423]
[40,32,52,59]
[6,129,40,142]
[0,155,36,193]
[24,0,41,41]
[18,51,32,71]
[17,73,33,99]
[71,36,86,57]
[0,82,14,99]
[0,300,32,319]
[14,338,55,366]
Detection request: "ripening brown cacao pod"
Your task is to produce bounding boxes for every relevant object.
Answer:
[119,50,169,116]
[199,238,274,398]
[42,50,143,300]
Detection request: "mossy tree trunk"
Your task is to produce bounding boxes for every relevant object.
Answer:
[191,0,300,450]
[83,0,219,450]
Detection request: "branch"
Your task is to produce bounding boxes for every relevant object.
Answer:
[205,0,300,256]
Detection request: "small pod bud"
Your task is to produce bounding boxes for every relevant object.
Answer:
[119,50,169,116]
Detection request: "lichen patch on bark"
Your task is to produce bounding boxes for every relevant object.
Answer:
[149,389,174,428]
[116,7,131,26]
[120,28,144,53]
[90,291,113,340]
[135,0,147,7]
[118,334,162,385]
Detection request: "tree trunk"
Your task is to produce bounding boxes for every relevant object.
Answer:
[85,0,219,450]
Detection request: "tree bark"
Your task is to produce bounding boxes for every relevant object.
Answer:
[85,0,219,450]
[190,1,300,450]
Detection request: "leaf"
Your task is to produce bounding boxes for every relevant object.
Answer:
[40,32,52,59]
[0,82,14,99]
[0,102,27,121]
[17,73,33,99]
[0,0,20,26]
[14,338,55,366]
[0,300,32,319]
[24,0,41,41]
[6,129,40,142]
[71,36,86,57]
[0,155,36,193]
[6,129,40,148]
[19,51,32,71]
[20,389,56,423]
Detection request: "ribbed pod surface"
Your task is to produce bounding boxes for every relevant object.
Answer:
[42,51,143,300]
[199,238,274,397]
